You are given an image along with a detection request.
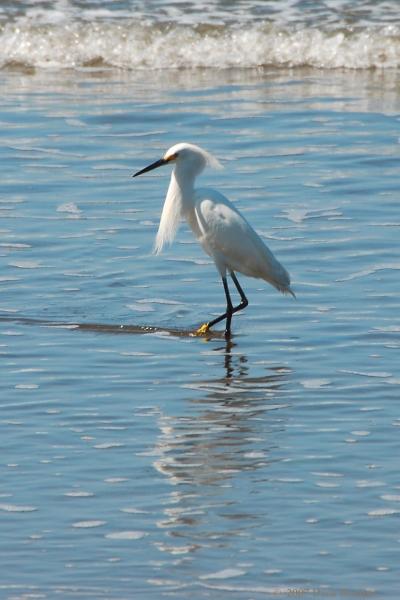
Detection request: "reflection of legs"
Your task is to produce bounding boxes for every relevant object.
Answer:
[196,271,249,337]
[223,338,235,379]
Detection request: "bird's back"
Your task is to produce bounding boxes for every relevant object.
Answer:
[191,187,293,295]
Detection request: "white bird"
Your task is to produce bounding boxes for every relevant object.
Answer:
[133,142,294,337]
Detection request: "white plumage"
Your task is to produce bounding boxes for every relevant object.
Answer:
[154,143,222,254]
[133,142,294,337]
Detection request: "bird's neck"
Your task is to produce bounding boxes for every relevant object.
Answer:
[168,168,195,215]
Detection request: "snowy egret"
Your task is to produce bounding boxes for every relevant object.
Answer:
[133,142,294,337]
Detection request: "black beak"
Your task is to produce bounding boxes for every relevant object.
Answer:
[132,157,167,178]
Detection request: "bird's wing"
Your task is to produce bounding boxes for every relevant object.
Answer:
[194,188,291,293]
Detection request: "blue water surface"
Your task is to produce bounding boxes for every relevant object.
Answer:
[1,67,400,599]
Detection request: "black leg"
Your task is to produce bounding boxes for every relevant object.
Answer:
[230,271,248,312]
[207,276,234,338]
[195,272,249,337]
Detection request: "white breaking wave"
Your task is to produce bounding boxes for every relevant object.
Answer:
[1,20,400,71]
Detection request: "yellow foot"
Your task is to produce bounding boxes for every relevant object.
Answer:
[195,322,210,335]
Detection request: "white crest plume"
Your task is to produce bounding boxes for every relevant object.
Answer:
[154,144,222,254]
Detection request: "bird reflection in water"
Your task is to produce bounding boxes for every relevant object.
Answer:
[152,339,291,556]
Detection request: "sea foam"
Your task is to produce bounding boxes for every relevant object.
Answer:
[1,20,399,71]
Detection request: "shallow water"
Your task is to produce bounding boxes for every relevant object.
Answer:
[1,65,400,599]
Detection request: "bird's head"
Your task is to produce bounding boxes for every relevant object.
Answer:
[133,142,222,178]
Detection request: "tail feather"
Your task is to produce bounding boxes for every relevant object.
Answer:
[261,252,295,298]
[270,278,296,298]
[282,285,296,299]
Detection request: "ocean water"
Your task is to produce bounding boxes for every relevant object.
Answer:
[1,1,400,599]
